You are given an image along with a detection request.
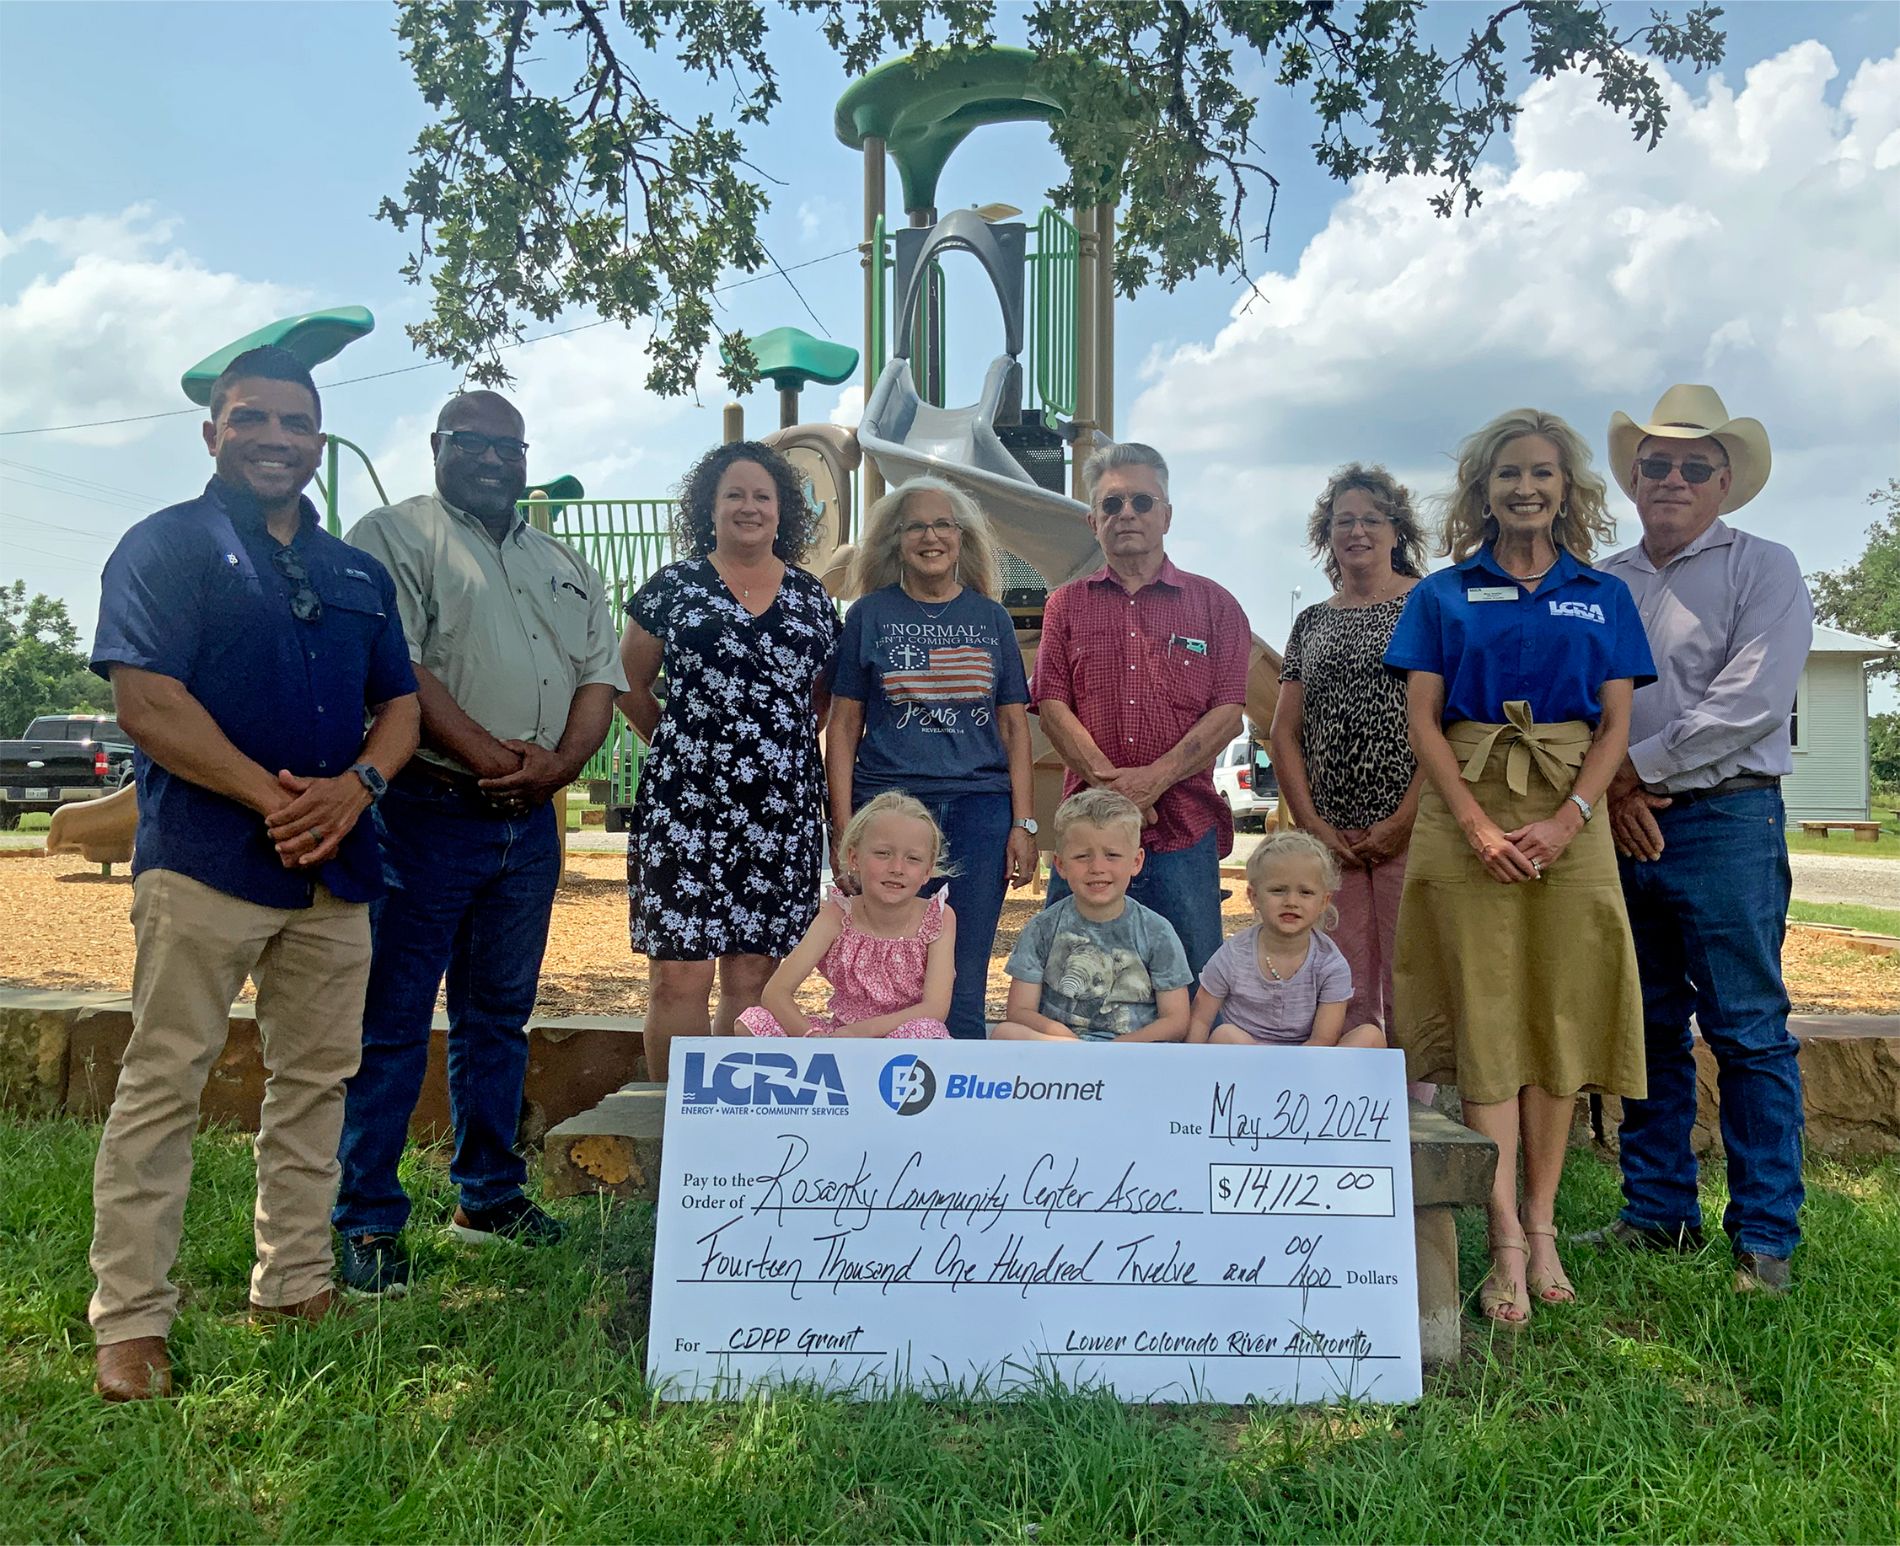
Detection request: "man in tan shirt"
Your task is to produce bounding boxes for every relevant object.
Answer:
[332,391,626,1294]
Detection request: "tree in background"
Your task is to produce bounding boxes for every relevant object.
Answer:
[1811,480,1900,683]
[0,581,113,736]
[382,0,1725,394]
[1869,712,1899,803]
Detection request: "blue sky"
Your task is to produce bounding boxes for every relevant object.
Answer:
[3,1,1896,676]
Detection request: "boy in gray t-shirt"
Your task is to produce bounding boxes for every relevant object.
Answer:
[991,790,1192,1042]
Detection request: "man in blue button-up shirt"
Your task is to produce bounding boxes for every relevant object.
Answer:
[86,347,419,1402]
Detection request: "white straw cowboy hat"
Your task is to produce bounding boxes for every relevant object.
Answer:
[1608,384,1771,512]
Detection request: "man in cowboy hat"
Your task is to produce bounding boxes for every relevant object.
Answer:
[1586,384,1812,1293]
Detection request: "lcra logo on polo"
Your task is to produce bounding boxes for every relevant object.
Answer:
[679,1049,849,1114]
[1548,600,1606,623]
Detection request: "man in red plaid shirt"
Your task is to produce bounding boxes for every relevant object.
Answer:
[1032,442,1250,978]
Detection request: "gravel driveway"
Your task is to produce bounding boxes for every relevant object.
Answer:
[1227,831,1895,908]
[1788,851,1900,908]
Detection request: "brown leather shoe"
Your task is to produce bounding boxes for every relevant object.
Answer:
[249,1285,351,1327]
[96,1336,172,1402]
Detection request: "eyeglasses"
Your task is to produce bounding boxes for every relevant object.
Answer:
[270,546,323,623]
[902,519,960,539]
[1330,514,1392,533]
[1098,493,1161,516]
[441,429,529,462]
[1636,456,1724,485]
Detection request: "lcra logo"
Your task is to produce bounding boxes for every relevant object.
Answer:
[680,1049,848,1113]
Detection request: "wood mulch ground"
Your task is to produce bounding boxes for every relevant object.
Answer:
[1,850,1893,1018]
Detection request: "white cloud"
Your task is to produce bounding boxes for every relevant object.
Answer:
[826,381,864,430]
[0,206,307,446]
[1129,43,1900,645]
[796,196,844,244]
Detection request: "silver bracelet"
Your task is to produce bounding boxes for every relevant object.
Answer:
[1568,792,1594,823]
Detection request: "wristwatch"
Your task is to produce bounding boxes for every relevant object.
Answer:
[1014,817,1039,836]
[351,762,388,802]
[1567,793,1594,823]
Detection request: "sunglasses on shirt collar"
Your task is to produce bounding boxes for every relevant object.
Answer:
[1097,493,1162,516]
[270,546,323,623]
[1636,456,1725,485]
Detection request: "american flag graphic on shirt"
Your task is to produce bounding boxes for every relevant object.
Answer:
[883,643,994,703]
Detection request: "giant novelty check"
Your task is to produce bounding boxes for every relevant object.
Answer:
[647,1039,1421,1403]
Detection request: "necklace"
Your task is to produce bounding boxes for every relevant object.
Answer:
[711,554,775,603]
[1505,560,1555,584]
[1260,937,1307,982]
[903,582,961,620]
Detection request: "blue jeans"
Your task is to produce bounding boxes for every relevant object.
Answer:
[915,791,1013,1039]
[1616,786,1803,1258]
[1046,826,1223,982]
[333,780,560,1237]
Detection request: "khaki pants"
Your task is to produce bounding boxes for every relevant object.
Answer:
[89,869,371,1343]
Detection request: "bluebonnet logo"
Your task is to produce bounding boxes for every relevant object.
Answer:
[1548,600,1605,624]
[879,1054,937,1116]
[680,1049,848,1114]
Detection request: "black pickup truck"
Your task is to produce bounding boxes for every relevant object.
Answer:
[0,714,136,828]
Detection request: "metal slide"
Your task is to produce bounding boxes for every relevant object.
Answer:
[856,209,1102,588]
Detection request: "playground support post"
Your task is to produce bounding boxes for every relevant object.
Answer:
[1072,204,1100,501]
[1096,200,1116,440]
[723,402,745,444]
[778,387,800,429]
[861,136,888,508]
[906,204,942,409]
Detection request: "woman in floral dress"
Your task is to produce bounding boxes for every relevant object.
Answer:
[617,441,841,1080]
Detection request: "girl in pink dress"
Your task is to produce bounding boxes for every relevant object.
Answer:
[739,792,956,1039]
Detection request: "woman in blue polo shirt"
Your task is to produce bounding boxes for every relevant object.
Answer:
[1386,407,1655,1330]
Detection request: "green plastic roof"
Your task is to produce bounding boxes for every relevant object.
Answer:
[180,305,375,405]
[835,48,1064,213]
[724,327,860,392]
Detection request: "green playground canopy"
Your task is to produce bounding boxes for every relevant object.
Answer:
[724,327,860,394]
[835,48,1065,214]
[180,306,375,405]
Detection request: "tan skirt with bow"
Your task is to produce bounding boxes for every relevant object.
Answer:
[1392,704,1647,1104]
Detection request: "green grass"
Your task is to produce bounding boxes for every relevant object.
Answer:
[3,1116,1897,1543]
[1788,899,1900,937]
[1786,826,1900,860]
[13,811,52,833]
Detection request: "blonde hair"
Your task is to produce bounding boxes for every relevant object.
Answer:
[1052,788,1143,846]
[1245,830,1341,931]
[1438,408,1617,563]
[840,791,950,878]
[1306,463,1428,587]
[851,476,1002,599]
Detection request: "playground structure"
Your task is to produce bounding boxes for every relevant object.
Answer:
[48,45,1285,867]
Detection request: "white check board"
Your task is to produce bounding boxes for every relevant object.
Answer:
[647,1039,1421,1404]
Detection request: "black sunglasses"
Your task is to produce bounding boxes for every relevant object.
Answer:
[1636,456,1723,485]
[1098,493,1160,516]
[441,429,529,462]
[270,546,323,623]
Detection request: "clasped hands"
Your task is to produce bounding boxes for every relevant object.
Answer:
[264,768,372,869]
[1463,801,1585,885]
[264,740,573,868]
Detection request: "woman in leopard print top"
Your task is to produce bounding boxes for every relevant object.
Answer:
[1270,464,1427,1042]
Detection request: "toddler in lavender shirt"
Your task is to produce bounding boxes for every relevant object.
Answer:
[1187,831,1386,1049]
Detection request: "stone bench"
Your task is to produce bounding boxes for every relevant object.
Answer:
[544,1085,1499,1369]
[0,987,647,1140]
[1585,1016,1900,1161]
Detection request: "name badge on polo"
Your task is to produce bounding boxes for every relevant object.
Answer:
[1466,586,1517,602]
